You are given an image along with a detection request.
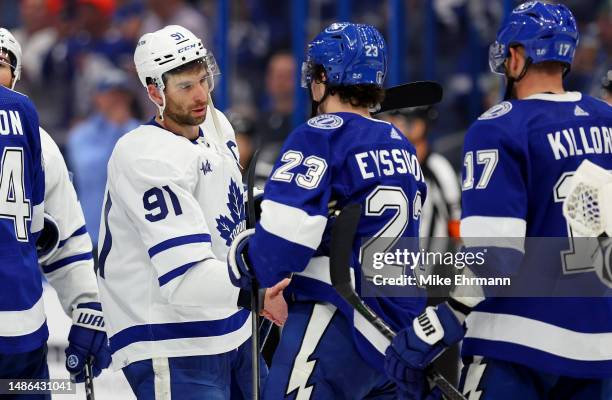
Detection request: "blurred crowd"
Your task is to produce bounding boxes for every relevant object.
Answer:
[0,0,610,243]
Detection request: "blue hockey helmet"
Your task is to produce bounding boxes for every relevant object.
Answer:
[301,22,387,88]
[489,1,579,75]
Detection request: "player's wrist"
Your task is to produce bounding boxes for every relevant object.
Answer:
[71,303,105,332]
[445,298,473,325]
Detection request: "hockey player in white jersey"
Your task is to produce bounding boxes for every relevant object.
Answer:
[0,27,111,388]
[97,25,288,399]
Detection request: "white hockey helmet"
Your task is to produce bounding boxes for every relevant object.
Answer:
[0,28,22,89]
[134,25,218,117]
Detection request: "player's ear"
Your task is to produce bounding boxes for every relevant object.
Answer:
[147,84,163,106]
[506,46,525,78]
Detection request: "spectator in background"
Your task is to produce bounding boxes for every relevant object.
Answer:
[255,50,295,145]
[114,1,145,45]
[592,1,612,94]
[140,0,208,44]
[227,108,256,171]
[42,0,135,141]
[601,69,612,104]
[12,0,62,82]
[253,50,296,184]
[67,69,139,250]
[13,0,64,144]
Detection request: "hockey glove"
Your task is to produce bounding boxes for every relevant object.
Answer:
[385,353,442,400]
[227,228,257,290]
[65,303,111,383]
[385,302,465,388]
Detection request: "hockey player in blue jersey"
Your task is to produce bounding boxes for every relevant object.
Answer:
[227,23,428,399]
[385,2,612,399]
[0,84,47,389]
[0,27,111,392]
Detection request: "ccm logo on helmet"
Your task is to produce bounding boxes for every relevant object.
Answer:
[178,43,198,53]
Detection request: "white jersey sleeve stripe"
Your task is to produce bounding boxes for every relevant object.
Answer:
[461,216,526,252]
[259,199,327,250]
[148,233,212,258]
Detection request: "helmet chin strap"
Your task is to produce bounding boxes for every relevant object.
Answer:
[503,57,532,101]
[148,83,166,121]
[309,83,331,118]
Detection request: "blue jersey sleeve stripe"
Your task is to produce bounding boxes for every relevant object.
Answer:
[58,225,88,249]
[158,261,199,286]
[108,309,250,354]
[148,234,211,258]
[259,199,327,250]
[42,252,93,274]
[98,193,113,279]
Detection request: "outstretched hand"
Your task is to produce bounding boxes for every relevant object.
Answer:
[262,278,291,326]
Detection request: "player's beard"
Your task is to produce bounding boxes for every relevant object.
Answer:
[165,97,207,126]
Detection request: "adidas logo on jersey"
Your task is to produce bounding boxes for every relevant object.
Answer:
[390,128,402,140]
[574,105,589,116]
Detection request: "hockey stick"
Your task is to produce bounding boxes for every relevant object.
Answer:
[246,149,263,400]
[329,204,466,400]
[245,150,275,355]
[84,357,95,400]
[373,81,443,115]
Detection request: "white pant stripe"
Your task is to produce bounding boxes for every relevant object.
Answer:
[153,357,171,400]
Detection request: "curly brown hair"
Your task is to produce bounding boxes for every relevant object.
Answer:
[311,64,385,109]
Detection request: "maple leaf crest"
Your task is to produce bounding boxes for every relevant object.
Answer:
[216,179,246,246]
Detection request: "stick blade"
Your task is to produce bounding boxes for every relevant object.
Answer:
[375,81,443,115]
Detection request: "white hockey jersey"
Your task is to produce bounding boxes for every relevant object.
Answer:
[97,107,251,369]
[39,128,99,313]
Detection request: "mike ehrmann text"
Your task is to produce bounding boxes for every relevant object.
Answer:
[372,274,511,287]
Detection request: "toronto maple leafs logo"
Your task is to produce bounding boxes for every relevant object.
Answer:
[216,179,246,246]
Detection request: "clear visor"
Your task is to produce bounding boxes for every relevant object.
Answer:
[203,52,220,92]
[0,49,15,71]
[488,41,507,75]
[300,61,313,88]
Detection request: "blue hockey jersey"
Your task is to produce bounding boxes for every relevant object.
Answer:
[248,112,427,370]
[0,87,45,353]
[460,92,612,378]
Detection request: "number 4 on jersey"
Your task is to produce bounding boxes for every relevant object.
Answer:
[0,147,31,241]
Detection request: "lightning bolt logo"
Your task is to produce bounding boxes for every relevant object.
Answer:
[462,356,487,400]
[286,303,335,399]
